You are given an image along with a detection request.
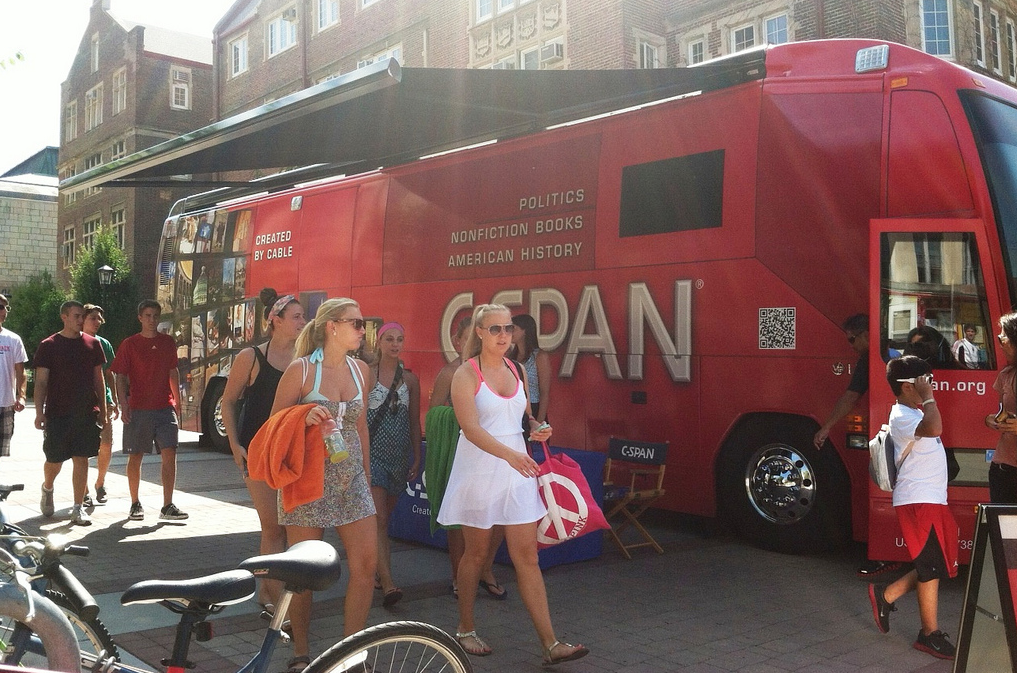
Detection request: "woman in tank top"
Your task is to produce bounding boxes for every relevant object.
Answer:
[221,288,305,612]
[269,297,377,672]
[437,304,588,666]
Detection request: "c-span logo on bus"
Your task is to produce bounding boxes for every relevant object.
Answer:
[535,472,589,546]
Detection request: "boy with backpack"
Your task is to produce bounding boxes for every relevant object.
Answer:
[868,354,958,659]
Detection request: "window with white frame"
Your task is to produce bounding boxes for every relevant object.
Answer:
[357,45,402,69]
[316,72,341,83]
[268,11,299,57]
[62,226,76,268]
[765,14,788,44]
[112,68,127,115]
[318,0,338,29]
[476,0,492,23]
[90,34,99,72]
[85,83,103,131]
[62,165,78,206]
[497,0,513,14]
[521,46,539,70]
[921,0,952,57]
[230,35,248,76]
[990,10,1001,72]
[171,67,191,110]
[360,0,379,7]
[732,24,755,52]
[84,153,102,197]
[973,1,985,66]
[492,54,515,69]
[64,101,77,142]
[689,39,705,65]
[1007,19,1016,81]
[82,214,101,250]
[111,205,126,247]
[111,139,126,161]
[639,41,660,68]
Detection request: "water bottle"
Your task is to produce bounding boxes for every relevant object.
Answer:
[319,418,349,464]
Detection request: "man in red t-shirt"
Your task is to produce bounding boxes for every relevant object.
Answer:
[111,300,187,521]
[34,301,107,526]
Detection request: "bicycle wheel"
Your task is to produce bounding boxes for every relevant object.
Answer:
[305,621,472,673]
[0,589,120,668]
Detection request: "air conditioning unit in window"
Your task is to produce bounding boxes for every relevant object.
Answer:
[492,61,516,70]
[540,42,563,63]
[282,7,297,21]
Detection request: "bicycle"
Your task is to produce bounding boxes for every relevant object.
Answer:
[0,484,119,668]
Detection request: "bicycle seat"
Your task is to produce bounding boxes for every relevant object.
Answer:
[238,539,341,592]
[121,569,255,607]
[0,484,24,501]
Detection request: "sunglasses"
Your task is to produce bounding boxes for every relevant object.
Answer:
[896,374,934,384]
[484,323,517,335]
[0,305,8,312]
[334,318,366,330]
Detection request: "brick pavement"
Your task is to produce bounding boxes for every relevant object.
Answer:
[3,406,959,672]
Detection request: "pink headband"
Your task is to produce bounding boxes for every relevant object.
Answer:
[268,294,296,321]
[378,322,404,337]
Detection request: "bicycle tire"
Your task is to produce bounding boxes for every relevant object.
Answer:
[0,589,120,668]
[305,621,472,673]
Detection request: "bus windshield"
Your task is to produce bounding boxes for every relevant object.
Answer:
[962,91,1017,306]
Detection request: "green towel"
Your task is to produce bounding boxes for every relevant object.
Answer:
[424,406,461,534]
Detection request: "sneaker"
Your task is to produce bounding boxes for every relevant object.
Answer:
[82,494,94,509]
[129,501,144,521]
[94,486,107,504]
[868,584,895,634]
[914,630,955,660]
[71,505,91,527]
[40,485,54,518]
[857,559,902,577]
[159,503,188,520]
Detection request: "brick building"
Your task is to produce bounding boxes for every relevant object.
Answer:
[59,0,214,295]
[0,148,58,293]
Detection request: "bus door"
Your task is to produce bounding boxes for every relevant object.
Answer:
[868,218,998,563]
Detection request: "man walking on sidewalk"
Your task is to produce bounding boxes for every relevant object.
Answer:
[34,301,107,526]
[112,300,188,521]
[0,295,28,461]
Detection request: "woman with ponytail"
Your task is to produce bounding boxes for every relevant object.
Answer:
[269,298,377,672]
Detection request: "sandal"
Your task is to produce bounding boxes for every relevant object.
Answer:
[479,579,508,600]
[455,631,492,657]
[382,587,403,607]
[542,641,589,667]
[283,655,311,673]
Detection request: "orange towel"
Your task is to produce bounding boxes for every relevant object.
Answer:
[247,403,326,512]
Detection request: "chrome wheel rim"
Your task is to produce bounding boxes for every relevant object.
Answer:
[744,443,816,524]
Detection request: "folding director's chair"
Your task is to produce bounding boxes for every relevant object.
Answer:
[602,437,669,559]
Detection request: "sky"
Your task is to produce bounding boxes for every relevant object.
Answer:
[0,0,237,174]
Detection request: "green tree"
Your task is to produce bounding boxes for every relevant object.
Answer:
[5,271,66,366]
[69,227,140,349]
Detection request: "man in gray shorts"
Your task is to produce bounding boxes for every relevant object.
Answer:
[111,301,187,521]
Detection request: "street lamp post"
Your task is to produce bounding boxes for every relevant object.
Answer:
[97,265,113,307]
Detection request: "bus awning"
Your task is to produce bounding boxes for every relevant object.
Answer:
[62,49,767,193]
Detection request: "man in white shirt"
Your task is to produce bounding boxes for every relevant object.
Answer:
[0,295,28,458]
[867,355,958,660]
[950,324,981,369]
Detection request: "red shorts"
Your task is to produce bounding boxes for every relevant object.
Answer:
[895,503,959,581]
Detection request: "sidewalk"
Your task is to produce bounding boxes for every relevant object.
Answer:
[4,406,958,673]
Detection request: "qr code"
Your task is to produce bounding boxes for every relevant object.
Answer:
[759,307,796,349]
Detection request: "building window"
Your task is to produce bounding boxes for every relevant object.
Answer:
[83,153,102,197]
[90,34,99,72]
[357,45,403,69]
[1007,19,1016,81]
[476,0,492,23]
[268,11,299,57]
[360,0,379,7]
[990,10,1002,73]
[111,205,126,247]
[732,24,755,52]
[318,0,338,29]
[639,41,660,69]
[171,67,191,110]
[497,0,513,14]
[82,214,101,250]
[62,226,76,268]
[689,40,705,65]
[85,83,103,131]
[62,165,78,206]
[112,67,127,115]
[64,101,77,142]
[520,46,539,70]
[921,0,953,57]
[492,55,515,69]
[765,14,788,44]
[111,139,126,161]
[973,1,985,66]
[230,35,248,76]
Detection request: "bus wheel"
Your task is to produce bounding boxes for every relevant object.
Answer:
[717,416,851,554]
[201,377,231,453]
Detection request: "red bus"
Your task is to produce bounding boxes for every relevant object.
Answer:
[142,39,1017,557]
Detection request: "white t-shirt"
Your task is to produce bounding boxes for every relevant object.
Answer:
[0,329,28,408]
[888,402,948,506]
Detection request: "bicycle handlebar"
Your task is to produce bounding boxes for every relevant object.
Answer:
[0,581,80,672]
[50,563,99,622]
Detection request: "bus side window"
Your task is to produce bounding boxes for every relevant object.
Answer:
[880,232,994,369]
